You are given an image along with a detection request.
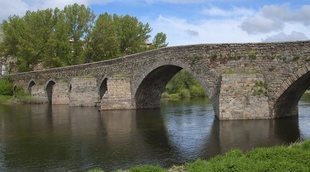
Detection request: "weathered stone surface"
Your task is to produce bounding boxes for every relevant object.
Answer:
[5,41,310,120]
[101,78,134,110]
[219,73,269,120]
[69,77,98,106]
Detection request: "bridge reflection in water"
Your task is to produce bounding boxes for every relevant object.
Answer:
[0,98,307,171]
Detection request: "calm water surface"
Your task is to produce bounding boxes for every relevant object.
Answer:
[0,97,309,171]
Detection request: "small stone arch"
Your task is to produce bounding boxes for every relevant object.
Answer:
[99,78,108,100]
[27,80,36,95]
[45,79,56,104]
[274,66,310,118]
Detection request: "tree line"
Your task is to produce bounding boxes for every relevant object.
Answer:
[0,3,167,72]
[0,4,206,99]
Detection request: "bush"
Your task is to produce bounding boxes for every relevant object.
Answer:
[129,165,166,172]
[13,85,29,97]
[0,78,13,96]
[179,89,191,98]
[189,85,205,97]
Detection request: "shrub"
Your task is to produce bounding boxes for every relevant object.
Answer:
[0,78,13,96]
[129,165,166,172]
[189,85,205,97]
[179,89,191,98]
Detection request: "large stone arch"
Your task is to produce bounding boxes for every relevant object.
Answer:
[132,60,219,113]
[273,66,310,118]
[45,79,56,104]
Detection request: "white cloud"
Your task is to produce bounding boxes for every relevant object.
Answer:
[240,15,284,34]
[240,4,310,34]
[262,31,308,42]
[145,0,204,4]
[202,5,255,17]
[0,0,110,21]
[151,15,262,45]
[151,13,310,45]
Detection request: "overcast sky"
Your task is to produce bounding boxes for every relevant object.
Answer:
[0,0,309,45]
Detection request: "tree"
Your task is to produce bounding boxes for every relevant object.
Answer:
[1,4,95,71]
[62,4,95,65]
[85,13,166,62]
[1,5,168,71]
[84,13,120,62]
[152,32,168,48]
[0,25,3,43]
[1,9,57,71]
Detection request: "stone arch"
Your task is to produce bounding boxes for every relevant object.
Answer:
[133,63,213,109]
[99,78,108,100]
[45,79,56,104]
[27,80,36,95]
[274,66,310,118]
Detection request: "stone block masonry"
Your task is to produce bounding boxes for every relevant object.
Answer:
[6,41,310,120]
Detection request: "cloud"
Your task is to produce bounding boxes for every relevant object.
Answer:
[185,29,199,36]
[145,0,204,4]
[262,31,309,42]
[0,0,111,21]
[240,15,284,34]
[240,4,310,34]
[202,6,255,17]
[151,15,261,45]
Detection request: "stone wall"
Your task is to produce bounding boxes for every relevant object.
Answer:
[219,73,269,120]
[69,77,99,107]
[101,78,134,110]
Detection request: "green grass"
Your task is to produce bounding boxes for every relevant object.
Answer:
[87,140,310,172]
[0,95,13,104]
[0,94,37,105]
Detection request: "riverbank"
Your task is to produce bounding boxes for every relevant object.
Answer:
[0,95,42,105]
[88,140,310,172]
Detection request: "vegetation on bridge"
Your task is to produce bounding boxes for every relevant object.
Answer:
[88,140,310,172]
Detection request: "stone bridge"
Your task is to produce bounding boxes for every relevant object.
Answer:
[7,41,310,120]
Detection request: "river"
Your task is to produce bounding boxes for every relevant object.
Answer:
[0,96,309,171]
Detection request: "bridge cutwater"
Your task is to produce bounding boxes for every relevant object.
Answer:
[7,41,310,120]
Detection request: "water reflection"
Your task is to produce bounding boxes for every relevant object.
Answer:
[0,98,309,171]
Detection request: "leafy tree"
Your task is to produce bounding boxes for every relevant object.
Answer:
[62,4,95,64]
[164,70,206,98]
[84,13,120,62]
[85,13,165,62]
[152,32,168,48]
[1,9,57,71]
[0,25,3,42]
[1,4,95,71]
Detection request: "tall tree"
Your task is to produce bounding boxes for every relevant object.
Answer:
[62,4,95,65]
[1,5,168,71]
[152,32,168,48]
[85,13,167,62]
[1,4,95,71]
[84,13,120,62]
[2,9,56,71]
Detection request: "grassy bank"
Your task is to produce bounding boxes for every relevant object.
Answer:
[88,140,310,172]
[0,94,36,104]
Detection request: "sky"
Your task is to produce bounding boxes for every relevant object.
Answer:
[0,0,309,46]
